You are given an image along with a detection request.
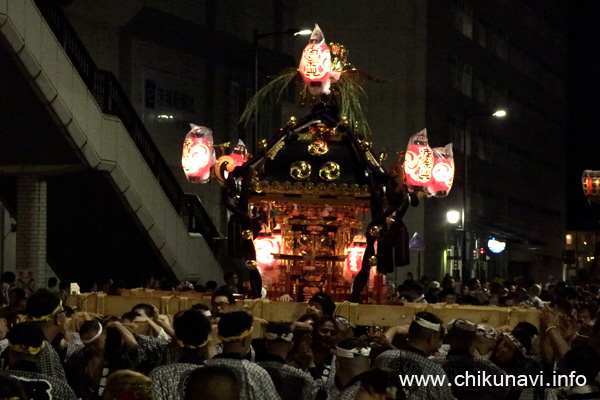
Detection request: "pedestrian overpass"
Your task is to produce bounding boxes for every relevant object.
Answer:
[0,0,222,287]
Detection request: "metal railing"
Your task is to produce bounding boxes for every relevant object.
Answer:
[34,0,219,252]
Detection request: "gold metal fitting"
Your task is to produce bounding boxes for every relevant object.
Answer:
[258,138,269,151]
[359,140,372,152]
[319,161,341,181]
[252,181,263,193]
[339,183,350,195]
[369,225,382,238]
[271,181,282,191]
[308,140,329,156]
[290,161,312,180]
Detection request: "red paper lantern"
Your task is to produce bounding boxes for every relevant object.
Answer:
[182,137,212,183]
[229,139,247,167]
[404,144,434,186]
[182,125,214,183]
[346,246,366,273]
[429,157,454,193]
[254,235,282,268]
[230,153,245,167]
[299,41,331,96]
[426,143,454,198]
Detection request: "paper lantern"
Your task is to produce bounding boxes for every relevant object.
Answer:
[299,25,332,96]
[229,139,247,167]
[346,246,366,273]
[254,235,282,268]
[404,128,434,190]
[582,170,600,203]
[427,143,455,198]
[182,124,214,183]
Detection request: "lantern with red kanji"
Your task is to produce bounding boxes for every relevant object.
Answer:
[299,24,332,96]
[404,128,434,191]
[427,143,455,198]
[182,124,214,183]
[254,235,282,269]
[346,245,366,273]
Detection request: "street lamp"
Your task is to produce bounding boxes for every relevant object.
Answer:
[460,109,506,282]
[253,28,311,152]
[446,209,461,279]
[446,210,460,224]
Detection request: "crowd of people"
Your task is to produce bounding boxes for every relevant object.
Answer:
[0,270,600,399]
[390,273,560,308]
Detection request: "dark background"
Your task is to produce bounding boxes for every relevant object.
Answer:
[567,0,600,230]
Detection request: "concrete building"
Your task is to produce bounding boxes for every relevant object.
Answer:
[422,0,567,282]
[293,1,567,283]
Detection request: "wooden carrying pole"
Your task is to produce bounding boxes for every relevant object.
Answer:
[66,291,539,336]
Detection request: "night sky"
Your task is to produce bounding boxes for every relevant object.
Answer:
[567,1,600,230]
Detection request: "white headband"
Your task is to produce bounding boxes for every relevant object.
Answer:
[202,310,212,318]
[448,319,477,332]
[265,332,293,342]
[476,325,497,341]
[81,322,103,345]
[336,346,371,358]
[413,316,441,332]
[505,333,527,356]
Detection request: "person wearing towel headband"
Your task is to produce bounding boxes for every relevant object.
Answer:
[327,337,372,400]
[492,328,546,400]
[4,322,77,399]
[65,319,138,400]
[26,289,71,376]
[374,312,453,400]
[258,323,318,400]
[205,311,281,400]
[432,319,508,400]
[149,309,213,400]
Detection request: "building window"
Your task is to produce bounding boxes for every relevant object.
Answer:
[452,0,473,38]
[449,55,472,97]
[446,116,464,151]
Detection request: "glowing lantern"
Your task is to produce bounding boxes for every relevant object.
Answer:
[488,237,506,254]
[182,124,214,183]
[583,170,600,203]
[229,139,248,167]
[254,235,282,268]
[404,128,434,191]
[299,24,332,96]
[346,246,366,273]
[427,143,455,198]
